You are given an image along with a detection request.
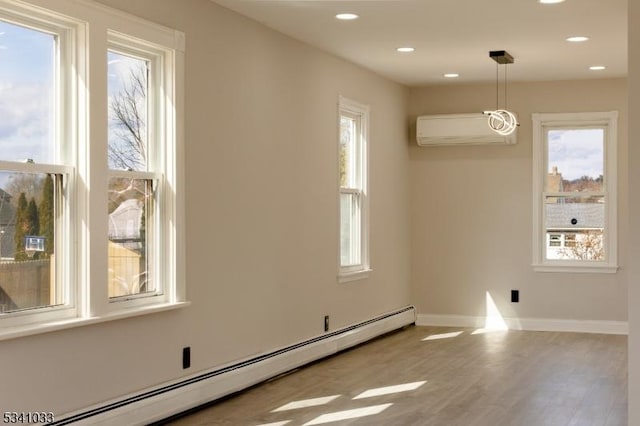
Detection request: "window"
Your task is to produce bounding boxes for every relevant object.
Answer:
[338,96,370,282]
[0,11,75,325]
[0,0,184,338]
[532,112,618,272]
[107,36,162,303]
[548,233,562,247]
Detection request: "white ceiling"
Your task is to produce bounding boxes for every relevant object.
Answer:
[212,0,627,87]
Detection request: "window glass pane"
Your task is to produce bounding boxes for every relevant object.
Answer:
[340,192,361,266]
[0,20,55,163]
[0,171,60,313]
[547,129,604,192]
[548,234,561,247]
[108,51,148,171]
[108,177,154,298]
[545,195,604,261]
[340,116,356,188]
[339,99,368,275]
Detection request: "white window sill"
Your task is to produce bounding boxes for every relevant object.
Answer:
[338,269,372,283]
[533,264,618,274]
[0,301,191,342]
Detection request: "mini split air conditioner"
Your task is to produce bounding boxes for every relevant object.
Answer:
[416,113,517,146]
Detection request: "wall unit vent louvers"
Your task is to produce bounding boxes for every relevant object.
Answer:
[416,113,517,146]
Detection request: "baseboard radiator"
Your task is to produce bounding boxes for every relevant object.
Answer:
[53,306,416,425]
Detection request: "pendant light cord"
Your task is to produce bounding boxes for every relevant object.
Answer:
[486,50,517,136]
[496,63,499,110]
[504,62,508,110]
[495,61,511,110]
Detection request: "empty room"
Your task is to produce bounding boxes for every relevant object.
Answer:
[0,0,638,425]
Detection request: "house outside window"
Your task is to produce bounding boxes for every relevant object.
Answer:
[532,112,618,273]
[338,96,370,282]
[0,0,185,337]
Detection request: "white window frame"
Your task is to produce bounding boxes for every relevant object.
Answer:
[0,2,80,330]
[338,96,371,282]
[532,111,618,273]
[105,33,169,309]
[0,0,186,340]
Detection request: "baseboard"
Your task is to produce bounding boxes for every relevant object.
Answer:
[52,306,416,426]
[416,313,628,335]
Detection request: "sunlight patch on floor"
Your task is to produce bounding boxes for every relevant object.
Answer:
[471,328,508,335]
[272,395,341,412]
[471,328,509,336]
[352,381,426,400]
[422,331,464,341]
[256,421,292,426]
[302,403,393,425]
[483,291,508,330]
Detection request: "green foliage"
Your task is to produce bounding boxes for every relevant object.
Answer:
[39,174,54,257]
[27,198,39,236]
[13,190,47,261]
[13,193,28,261]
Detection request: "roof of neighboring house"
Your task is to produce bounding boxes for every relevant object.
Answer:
[0,188,11,201]
[0,194,15,226]
[545,203,604,230]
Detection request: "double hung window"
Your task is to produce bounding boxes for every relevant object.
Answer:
[338,96,370,281]
[0,10,75,326]
[532,112,617,272]
[107,35,163,302]
[0,0,184,337]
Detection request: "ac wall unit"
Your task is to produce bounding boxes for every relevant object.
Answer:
[416,113,517,146]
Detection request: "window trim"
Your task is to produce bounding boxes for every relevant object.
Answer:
[338,96,371,282]
[0,4,80,329]
[532,111,618,273]
[105,32,170,309]
[0,0,186,340]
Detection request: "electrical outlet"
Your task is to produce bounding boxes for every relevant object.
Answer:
[511,290,519,303]
[182,347,191,369]
[324,315,329,332]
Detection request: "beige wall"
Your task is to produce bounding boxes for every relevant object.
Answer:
[2,0,634,419]
[409,79,628,323]
[0,0,411,414]
[628,1,639,423]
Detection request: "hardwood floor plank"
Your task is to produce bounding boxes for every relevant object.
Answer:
[161,326,627,426]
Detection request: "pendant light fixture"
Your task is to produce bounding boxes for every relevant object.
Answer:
[483,50,518,136]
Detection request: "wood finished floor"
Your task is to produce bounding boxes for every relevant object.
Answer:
[163,326,627,426]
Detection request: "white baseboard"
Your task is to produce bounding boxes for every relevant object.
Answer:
[416,313,628,335]
[53,306,416,426]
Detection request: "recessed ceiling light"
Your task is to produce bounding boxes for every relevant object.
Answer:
[335,13,359,20]
[396,47,415,53]
[589,65,606,71]
[566,36,590,42]
[443,73,459,78]
[538,0,565,4]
